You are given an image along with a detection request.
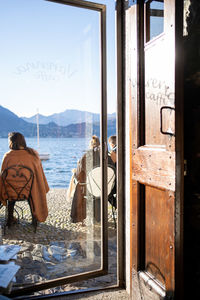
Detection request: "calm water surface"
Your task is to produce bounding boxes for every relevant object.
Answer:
[0,138,90,188]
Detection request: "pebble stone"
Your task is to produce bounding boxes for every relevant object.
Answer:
[0,188,118,296]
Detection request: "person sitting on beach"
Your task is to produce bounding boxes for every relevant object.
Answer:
[0,132,49,225]
[108,135,117,209]
[70,135,100,223]
[108,135,117,165]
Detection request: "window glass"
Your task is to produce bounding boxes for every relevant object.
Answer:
[0,0,116,296]
[146,0,164,42]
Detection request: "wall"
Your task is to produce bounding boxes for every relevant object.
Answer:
[184,0,200,298]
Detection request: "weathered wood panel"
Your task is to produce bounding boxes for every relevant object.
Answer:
[132,146,175,191]
[127,4,140,296]
[145,187,175,290]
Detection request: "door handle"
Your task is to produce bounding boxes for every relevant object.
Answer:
[160,106,175,136]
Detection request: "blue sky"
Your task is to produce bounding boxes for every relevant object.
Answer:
[0,0,116,117]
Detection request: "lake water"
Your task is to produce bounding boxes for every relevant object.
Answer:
[0,137,91,188]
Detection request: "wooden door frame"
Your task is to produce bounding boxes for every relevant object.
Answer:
[116,0,126,288]
[174,1,184,298]
[128,0,184,299]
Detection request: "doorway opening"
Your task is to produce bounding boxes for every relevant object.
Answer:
[0,0,124,298]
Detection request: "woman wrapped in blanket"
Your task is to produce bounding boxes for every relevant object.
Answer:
[0,132,49,226]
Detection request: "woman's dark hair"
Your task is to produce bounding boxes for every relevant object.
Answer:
[8,132,38,157]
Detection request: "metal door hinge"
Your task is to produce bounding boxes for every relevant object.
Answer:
[184,159,187,176]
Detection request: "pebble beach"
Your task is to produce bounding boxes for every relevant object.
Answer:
[0,188,117,296]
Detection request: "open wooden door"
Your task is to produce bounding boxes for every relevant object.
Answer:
[127,0,184,299]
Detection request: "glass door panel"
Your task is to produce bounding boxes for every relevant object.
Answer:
[0,0,109,296]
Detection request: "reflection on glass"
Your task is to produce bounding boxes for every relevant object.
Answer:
[144,0,175,146]
[0,0,117,295]
[146,0,164,42]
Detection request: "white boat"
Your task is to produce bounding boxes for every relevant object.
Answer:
[39,153,50,161]
[36,111,50,161]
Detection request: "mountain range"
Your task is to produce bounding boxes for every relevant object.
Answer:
[0,105,116,138]
[22,109,116,126]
